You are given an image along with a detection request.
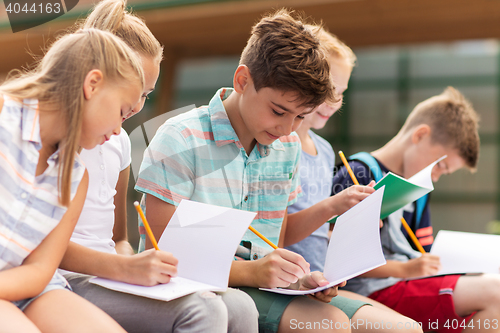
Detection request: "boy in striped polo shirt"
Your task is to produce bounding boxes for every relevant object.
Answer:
[136,9,367,333]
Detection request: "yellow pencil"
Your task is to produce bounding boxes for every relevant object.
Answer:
[400,217,426,254]
[134,201,160,251]
[248,225,278,250]
[338,151,360,185]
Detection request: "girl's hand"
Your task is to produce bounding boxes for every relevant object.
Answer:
[121,249,178,286]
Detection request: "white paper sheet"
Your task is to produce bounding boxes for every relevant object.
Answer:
[260,187,387,295]
[407,155,446,188]
[91,200,256,301]
[91,276,224,302]
[430,230,500,275]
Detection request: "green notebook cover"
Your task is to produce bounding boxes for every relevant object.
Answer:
[328,172,433,224]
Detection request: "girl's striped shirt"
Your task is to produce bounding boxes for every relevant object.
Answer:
[0,96,85,270]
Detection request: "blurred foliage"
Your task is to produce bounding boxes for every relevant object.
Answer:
[486,220,500,235]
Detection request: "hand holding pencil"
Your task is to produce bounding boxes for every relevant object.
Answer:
[338,151,427,252]
[124,202,179,286]
[332,151,375,217]
[247,224,311,289]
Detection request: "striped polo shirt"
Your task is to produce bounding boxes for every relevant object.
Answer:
[0,96,85,271]
[135,88,302,259]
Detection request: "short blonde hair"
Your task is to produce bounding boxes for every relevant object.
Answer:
[401,87,480,170]
[0,29,144,205]
[310,25,356,68]
[81,0,163,64]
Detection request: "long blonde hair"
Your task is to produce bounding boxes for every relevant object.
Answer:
[81,0,163,64]
[0,29,144,206]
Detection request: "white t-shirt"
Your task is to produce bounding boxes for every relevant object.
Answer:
[70,130,131,254]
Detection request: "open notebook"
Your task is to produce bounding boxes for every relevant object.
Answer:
[329,155,445,224]
[91,200,256,301]
[429,230,500,275]
[260,187,387,295]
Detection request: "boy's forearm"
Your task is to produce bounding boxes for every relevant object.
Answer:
[144,194,176,250]
[228,260,257,287]
[358,260,407,278]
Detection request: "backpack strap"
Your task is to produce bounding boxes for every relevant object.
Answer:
[415,194,429,229]
[348,152,384,182]
[349,152,428,228]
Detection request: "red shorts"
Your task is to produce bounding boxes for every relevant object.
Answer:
[369,275,474,333]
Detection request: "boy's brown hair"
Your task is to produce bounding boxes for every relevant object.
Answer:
[240,9,334,108]
[401,87,480,170]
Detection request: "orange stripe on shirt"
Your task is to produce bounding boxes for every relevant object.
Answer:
[419,235,434,246]
[0,150,33,185]
[138,226,146,235]
[0,231,32,253]
[288,185,302,203]
[181,128,214,141]
[220,88,227,99]
[258,210,285,220]
[0,150,56,197]
[136,178,189,204]
[416,226,433,238]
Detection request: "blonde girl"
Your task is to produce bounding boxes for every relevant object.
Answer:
[0,28,144,332]
[58,1,257,332]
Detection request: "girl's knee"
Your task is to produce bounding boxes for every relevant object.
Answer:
[219,289,258,333]
[221,288,258,317]
[187,291,228,330]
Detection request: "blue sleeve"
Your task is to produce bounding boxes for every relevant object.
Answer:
[332,161,374,195]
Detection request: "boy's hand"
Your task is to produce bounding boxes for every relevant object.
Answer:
[298,271,346,303]
[332,180,376,215]
[402,254,441,278]
[121,249,178,286]
[252,248,310,289]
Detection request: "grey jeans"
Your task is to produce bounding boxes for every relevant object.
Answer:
[64,273,258,333]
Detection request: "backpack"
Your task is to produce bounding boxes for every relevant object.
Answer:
[348,152,429,229]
